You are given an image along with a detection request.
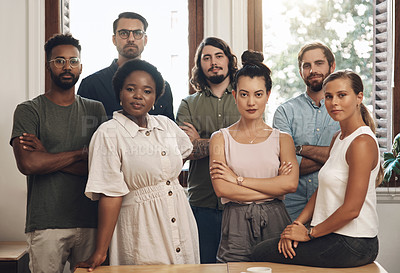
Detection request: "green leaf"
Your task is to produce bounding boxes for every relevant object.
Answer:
[392,133,400,156]
[383,152,395,161]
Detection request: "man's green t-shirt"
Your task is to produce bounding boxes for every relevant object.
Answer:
[10,95,106,233]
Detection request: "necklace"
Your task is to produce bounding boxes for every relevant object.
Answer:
[248,128,272,144]
[249,135,258,144]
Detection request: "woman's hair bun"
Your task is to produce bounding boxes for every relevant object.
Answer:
[241,50,264,66]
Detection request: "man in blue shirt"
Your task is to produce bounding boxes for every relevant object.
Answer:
[78,12,174,120]
[273,42,340,221]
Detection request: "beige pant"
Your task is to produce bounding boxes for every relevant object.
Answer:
[26,228,96,273]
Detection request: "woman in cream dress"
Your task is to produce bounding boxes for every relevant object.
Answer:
[77,59,199,270]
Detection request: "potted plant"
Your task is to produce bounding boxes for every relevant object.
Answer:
[383,133,400,186]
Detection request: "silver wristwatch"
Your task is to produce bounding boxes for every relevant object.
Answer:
[295,145,303,156]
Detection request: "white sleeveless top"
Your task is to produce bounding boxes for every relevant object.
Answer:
[220,128,281,204]
[311,126,379,237]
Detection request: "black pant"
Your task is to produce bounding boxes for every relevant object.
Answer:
[252,233,378,268]
[191,206,223,263]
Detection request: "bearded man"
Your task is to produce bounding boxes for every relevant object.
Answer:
[273,42,340,221]
[10,33,106,273]
[176,37,240,263]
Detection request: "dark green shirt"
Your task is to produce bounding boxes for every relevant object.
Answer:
[176,86,240,210]
[10,95,106,232]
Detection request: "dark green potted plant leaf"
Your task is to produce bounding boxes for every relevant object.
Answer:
[383,133,400,184]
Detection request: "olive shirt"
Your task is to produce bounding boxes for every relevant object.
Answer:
[176,86,240,210]
[10,95,106,233]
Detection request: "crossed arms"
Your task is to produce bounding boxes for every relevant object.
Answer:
[297,145,331,175]
[12,133,89,176]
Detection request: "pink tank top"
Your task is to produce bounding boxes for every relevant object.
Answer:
[220,128,281,204]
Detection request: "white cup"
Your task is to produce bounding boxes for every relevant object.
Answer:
[246,267,272,273]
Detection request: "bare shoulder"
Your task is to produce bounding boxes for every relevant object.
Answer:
[279,131,294,143]
[347,133,378,167]
[210,130,223,143]
[350,134,377,152]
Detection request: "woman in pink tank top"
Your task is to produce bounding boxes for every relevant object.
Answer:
[209,50,299,262]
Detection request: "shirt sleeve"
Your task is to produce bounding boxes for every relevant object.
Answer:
[273,105,302,166]
[85,126,129,200]
[167,118,193,159]
[176,98,193,127]
[94,102,107,125]
[10,103,39,146]
[272,105,292,135]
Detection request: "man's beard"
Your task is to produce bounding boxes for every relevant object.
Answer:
[50,70,79,90]
[207,73,229,84]
[305,71,331,92]
[121,44,141,59]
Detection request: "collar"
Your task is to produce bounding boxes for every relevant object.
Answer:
[304,92,325,109]
[203,84,233,97]
[110,59,119,70]
[112,111,164,138]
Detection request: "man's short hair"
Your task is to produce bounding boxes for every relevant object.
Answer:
[297,42,335,69]
[44,33,81,62]
[190,37,238,92]
[113,12,149,34]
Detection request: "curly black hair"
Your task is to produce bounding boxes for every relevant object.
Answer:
[44,33,81,62]
[113,59,165,103]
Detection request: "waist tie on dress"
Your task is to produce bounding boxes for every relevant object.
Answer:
[245,202,269,239]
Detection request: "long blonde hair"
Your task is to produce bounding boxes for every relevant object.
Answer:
[323,70,383,186]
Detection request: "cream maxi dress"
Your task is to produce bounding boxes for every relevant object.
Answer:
[85,112,200,265]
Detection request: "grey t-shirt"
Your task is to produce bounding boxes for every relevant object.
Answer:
[11,94,106,233]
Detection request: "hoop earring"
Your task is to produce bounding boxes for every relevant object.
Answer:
[120,101,122,106]
[152,105,155,110]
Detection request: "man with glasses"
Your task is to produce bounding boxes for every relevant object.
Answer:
[78,12,174,120]
[10,33,106,273]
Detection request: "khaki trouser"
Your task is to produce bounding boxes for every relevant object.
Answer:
[26,228,96,273]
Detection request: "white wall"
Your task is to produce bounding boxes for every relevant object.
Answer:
[204,0,247,64]
[0,1,399,272]
[376,202,400,273]
[0,0,44,242]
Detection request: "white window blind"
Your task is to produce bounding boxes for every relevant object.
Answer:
[373,0,393,153]
[61,0,70,33]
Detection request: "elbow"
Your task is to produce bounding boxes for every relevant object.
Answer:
[285,179,298,193]
[347,208,361,220]
[287,184,298,193]
[17,161,41,176]
[215,191,223,198]
[211,182,224,198]
[213,187,224,198]
[17,163,34,175]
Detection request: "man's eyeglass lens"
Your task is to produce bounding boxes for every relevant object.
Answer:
[50,57,80,68]
[118,29,145,40]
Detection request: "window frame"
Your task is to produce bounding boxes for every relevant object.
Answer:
[44,0,398,178]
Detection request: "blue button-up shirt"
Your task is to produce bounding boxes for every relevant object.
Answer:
[273,92,340,220]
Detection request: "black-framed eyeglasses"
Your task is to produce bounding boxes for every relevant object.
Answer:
[49,57,80,68]
[117,29,146,40]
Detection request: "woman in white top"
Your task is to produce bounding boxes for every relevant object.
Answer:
[252,70,382,267]
[209,50,299,262]
[76,59,199,271]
